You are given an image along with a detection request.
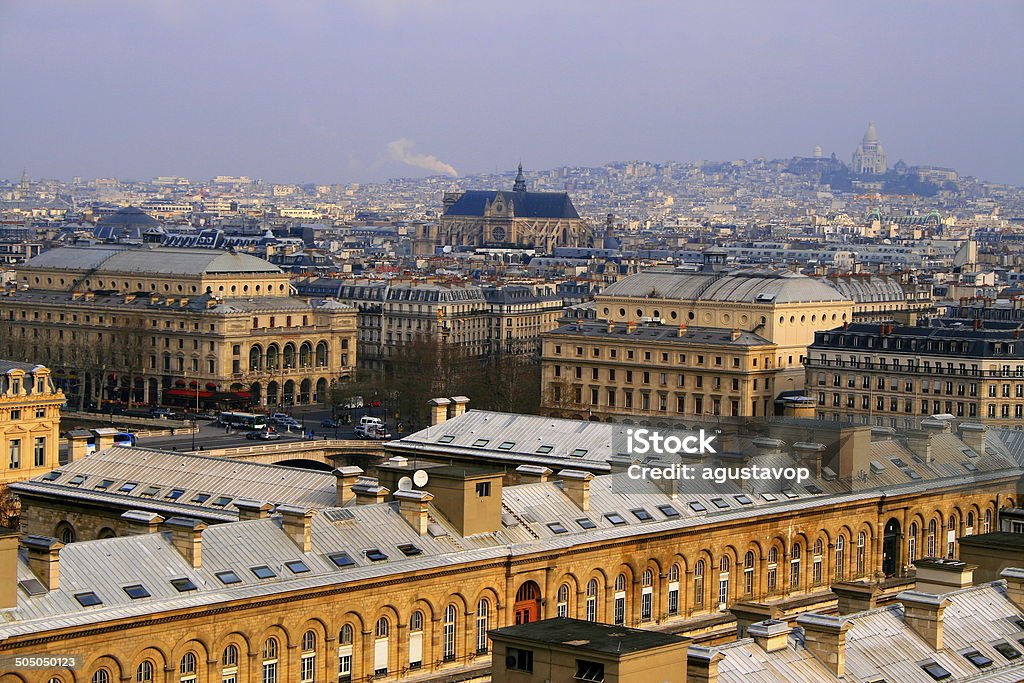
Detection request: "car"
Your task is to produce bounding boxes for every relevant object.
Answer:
[150,407,174,417]
[246,430,280,441]
[355,424,391,440]
[269,413,289,421]
[321,419,339,428]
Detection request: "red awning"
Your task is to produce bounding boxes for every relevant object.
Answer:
[166,389,213,398]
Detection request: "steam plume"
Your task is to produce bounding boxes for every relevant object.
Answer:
[387,138,458,177]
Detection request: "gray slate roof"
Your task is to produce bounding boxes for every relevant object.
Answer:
[24,246,282,276]
[601,268,850,304]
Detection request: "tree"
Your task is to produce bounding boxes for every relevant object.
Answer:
[0,485,20,530]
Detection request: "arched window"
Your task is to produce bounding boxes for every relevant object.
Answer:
[57,522,75,545]
[299,342,312,368]
[339,624,355,680]
[641,570,654,622]
[92,670,111,683]
[947,515,957,558]
[927,520,937,557]
[767,546,779,593]
[375,617,390,638]
[856,532,867,576]
[613,573,627,625]
[136,661,154,683]
[966,511,975,535]
[556,584,570,618]
[835,536,846,580]
[222,645,239,682]
[586,579,598,621]
[784,541,800,590]
[813,539,824,585]
[909,522,919,564]
[316,341,329,367]
[179,652,197,682]
[476,599,490,654]
[667,564,681,616]
[262,637,279,683]
[694,560,706,607]
[249,345,263,371]
[744,551,755,595]
[984,509,992,534]
[375,616,391,675]
[409,611,424,670]
[443,604,457,662]
[718,556,731,607]
[300,631,316,683]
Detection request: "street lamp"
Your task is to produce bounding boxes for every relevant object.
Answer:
[184,370,199,451]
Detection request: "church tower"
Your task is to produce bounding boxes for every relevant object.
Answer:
[512,163,527,192]
[851,122,888,175]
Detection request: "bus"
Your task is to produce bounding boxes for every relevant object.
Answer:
[85,431,136,455]
[218,412,268,431]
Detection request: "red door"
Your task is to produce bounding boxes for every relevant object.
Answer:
[513,581,541,624]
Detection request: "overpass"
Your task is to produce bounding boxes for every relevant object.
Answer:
[185,439,387,470]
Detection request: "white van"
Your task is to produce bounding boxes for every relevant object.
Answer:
[359,416,383,427]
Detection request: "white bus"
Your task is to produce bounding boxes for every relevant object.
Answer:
[218,412,268,431]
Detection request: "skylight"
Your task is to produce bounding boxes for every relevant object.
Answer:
[41,471,62,481]
[118,482,138,493]
[140,486,160,497]
[365,549,388,562]
[68,475,87,486]
[192,493,211,504]
[688,501,707,512]
[328,552,355,568]
[570,448,588,457]
[397,544,422,557]
[962,650,993,668]
[761,492,778,502]
[212,496,232,507]
[498,441,516,450]
[921,661,951,680]
[18,579,46,596]
[536,445,553,454]
[285,560,310,573]
[710,498,730,509]
[75,591,103,607]
[170,578,197,592]
[166,488,185,500]
[472,438,489,447]
[251,566,276,579]
[735,495,753,506]
[548,522,568,534]
[657,504,680,517]
[123,584,151,600]
[630,508,653,521]
[438,435,455,444]
[576,518,596,529]
[216,571,241,585]
[604,513,626,526]
[994,642,1021,660]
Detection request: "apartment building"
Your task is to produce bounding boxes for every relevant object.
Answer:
[0,361,63,485]
[806,321,1024,428]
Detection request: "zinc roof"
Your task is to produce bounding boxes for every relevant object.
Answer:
[600,268,850,304]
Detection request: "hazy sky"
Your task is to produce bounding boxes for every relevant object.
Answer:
[1,1,1022,184]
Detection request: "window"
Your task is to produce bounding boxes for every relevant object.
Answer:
[556,585,569,618]
[993,641,1021,660]
[251,565,276,579]
[631,508,653,521]
[548,522,568,534]
[641,569,653,622]
[667,564,680,616]
[835,536,846,580]
[744,552,755,595]
[216,570,241,585]
[694,560,706,607]
[262,637,278,683]
[497,441,515,450]
[34,437,46,467]
[962,650,993,668]
[92,670,111,683]
[171,577,197,592]
[123,584,151,599]
[180,652,197,682]
[476,482,491,497]
[300,631,316,683]
[365,549,388,562]
[136,661,154,683]
[576,660,605,682]
[285,560,310,573]
[75,591,102,606]
[658,504,680,517]
[397,544,422,557]
[586,579,598,621]
[920,661,952,680]
[570,448,588,457]
[476,599,490,653]
[689,501,707,512]
[328,552,355,568]
[166,488,185,500]
[506,647,533,672]
[605,512,626,525]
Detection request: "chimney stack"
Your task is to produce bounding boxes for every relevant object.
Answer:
[394,489,433,535]
[606,320,615,333]
[905,429,933,463]
[677,323,687,337]
[793,442,825,478]
[958,422,986,455]
[66,430,93,462]
[428,397,452,426]
[163,517,206,568]
[333,466,364,506]
[796,613,852,677]
[233,499,274,521]
[558,469,593,511]
[449,396,470,419]
[748,619,792,653]
[276,505,314,553]
[731,328,740,341]
[1000,567,1024,610]
[22,535,63,591]
[515,464,552,485]
[0,530,17,608]
[898,591,950,650]
[687,647,725,683]
[351,477,390,505]
[912,558,975,594]
[831,581,882,615]
[120,510,165,535]
[626,320,637,334]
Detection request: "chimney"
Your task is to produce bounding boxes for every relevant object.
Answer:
[449,396,470,419]
[515,464,552,484]
[120,510,165,535]
[22,535,63,591]
[899,591,950,650]
[575,319,583,332]
[912,558,975,594]
[163,517,206,568]
[606,320,614,333]
[905,429,933,463]
[626,320,637,334]
[793,442,825,478]
[90,428,120,452]
[66,430,93,462]
[150,293,160,303]
[731,602,781,638]
[677,323,687,337]
[233,498,274,521]
[748,619,792,653]
[276,505,314,552]
[423,468,503,537]
[0,529,19,608]
[559,469,593,511]
[832,581,882,615]
[351,477,390,505]
[333,466,364,506]
[731,328,740,341]
[124,293,136,303]
[920,417,951,434]
[394,489,433,535]
[687,647,725,683]
[796,613,852,677]
[958,422,986,455]
[428,397,452,426]
[1000,567,1024,610]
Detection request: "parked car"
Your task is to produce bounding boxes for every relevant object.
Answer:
[246,430,280,441]
[321,419,339,428]
[355,424,392,440]
[269,413,289,421]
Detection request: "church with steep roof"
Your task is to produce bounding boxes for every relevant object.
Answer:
[851,121,888,175]
[414,165,592,254]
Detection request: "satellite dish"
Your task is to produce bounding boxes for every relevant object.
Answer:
[397,476,413,492]
[413,470,429,488]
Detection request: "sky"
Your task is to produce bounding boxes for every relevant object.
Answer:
[1,1,1022,185]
